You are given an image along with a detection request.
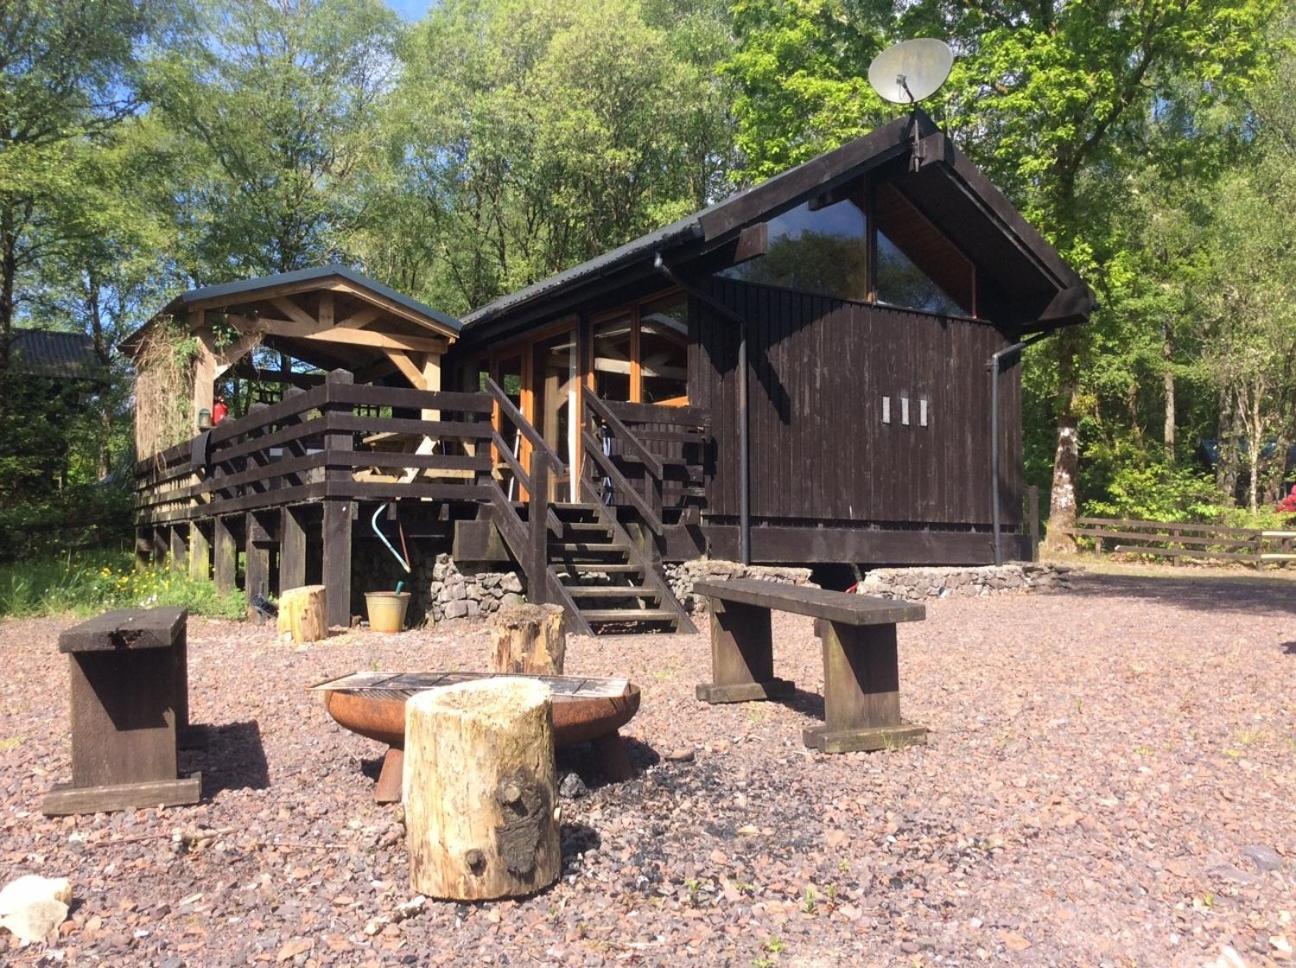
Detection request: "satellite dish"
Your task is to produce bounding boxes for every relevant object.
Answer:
[868,39,954,104]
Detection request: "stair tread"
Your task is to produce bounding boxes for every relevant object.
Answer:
[549,542,627,552]
[579,608,680,622]
[566,586,660,598]
[552,563,644,574]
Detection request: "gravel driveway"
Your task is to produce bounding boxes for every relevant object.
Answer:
[2,570,1293,966]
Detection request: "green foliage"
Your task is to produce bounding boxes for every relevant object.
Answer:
[0,551,246,620]
[1082,461,1221,523]
[0,484,133,562]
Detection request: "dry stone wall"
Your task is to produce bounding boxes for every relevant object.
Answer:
[664,559,814,612]
[856,563,1075,601]
[423,553,524,623]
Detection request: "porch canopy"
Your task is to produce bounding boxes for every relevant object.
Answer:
[124,265,461,448]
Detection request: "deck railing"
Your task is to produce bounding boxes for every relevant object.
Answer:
[134,371,496,525]
[581,393,710,532]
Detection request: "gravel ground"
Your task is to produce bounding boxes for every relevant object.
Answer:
[2,570,1294,967]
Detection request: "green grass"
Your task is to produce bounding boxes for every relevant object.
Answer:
[0,549,246,620]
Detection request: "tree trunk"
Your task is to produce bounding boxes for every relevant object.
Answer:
[1043,332,1082,554]
[1162,320,1175,460]
[489,603,566,675]
[276,585,328,644]
[404,679,560,900]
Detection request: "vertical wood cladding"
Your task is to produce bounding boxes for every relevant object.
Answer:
[691,277,1022,527]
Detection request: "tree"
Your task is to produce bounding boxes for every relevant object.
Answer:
[0,0,168,367]
[356,0,734,313]
[151,0,402,279]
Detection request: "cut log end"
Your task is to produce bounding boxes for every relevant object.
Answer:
[489,603,566,675]
[277,585,328,644]
[404,679,559,900]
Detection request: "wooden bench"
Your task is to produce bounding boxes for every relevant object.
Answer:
[42,607,201,815]
[693,579,928,753]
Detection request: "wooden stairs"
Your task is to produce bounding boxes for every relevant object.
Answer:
[539,501,694,635]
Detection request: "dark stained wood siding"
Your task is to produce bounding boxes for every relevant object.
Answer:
[691,278,1022,528]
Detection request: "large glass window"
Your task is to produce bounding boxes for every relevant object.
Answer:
[721,198,870,302]
[718,179,976,317]
[638,294,689,404]
[874,184,973,316]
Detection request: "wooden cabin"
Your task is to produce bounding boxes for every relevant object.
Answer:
[131,111,1093,635]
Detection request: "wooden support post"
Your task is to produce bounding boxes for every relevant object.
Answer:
[169,525,188,572]
[280,506,307,594]
[695,600,794,703]
[152,526,169,565]
[244,512,271,621]
[489,603,566,675]
[323,502,353,629]
[802,623,928,753]
[135,529,152,568]
[322,369,355,629]
[404,679,560,900]
[188,522,210,581]
[213,516,236,595]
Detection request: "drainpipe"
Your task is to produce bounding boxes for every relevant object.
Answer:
[653,254,751,564]
[988,330,1053,566]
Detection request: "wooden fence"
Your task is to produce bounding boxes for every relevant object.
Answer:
[1056,517,1296,566]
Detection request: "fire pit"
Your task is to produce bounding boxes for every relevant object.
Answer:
[312,671,641,801]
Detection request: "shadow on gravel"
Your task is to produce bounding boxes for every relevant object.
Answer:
[1061,572,1296,616]
[185,720,270,797]
[777,687,825,722]
[1282,641,1296,655]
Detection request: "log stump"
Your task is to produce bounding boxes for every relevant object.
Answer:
[277,585,327,644]
[489,603,566,675]
[404,679,560,900]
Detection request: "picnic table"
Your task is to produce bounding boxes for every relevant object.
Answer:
[693,579,929,753]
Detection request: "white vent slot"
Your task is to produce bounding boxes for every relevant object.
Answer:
[900,396,910,426]
[881,396,891,424]
[919,397,928,427]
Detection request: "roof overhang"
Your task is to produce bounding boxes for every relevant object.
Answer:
[458,110,1095,344]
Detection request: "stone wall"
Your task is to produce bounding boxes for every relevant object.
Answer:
[664,559,815,612]
[423,553,525,623]
[855,563,1075,601]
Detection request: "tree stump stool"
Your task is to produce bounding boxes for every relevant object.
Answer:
[404,678,560,900]
[277,585,328,644]
[42,607,201,815]
[489,603,566,675]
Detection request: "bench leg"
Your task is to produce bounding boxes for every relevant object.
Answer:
[803,621,928,753]
[696,600,795,703]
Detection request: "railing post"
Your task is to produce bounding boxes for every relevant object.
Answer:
[529,455,550,605]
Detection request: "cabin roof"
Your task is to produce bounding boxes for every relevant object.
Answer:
[8,329,104,381]
[462,110,1094,336]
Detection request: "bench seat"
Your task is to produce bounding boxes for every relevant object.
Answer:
[693,579,929,754]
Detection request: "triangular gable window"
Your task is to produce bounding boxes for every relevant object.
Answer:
[719,178,975,317]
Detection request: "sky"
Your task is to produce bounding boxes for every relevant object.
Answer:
[386,0,434,20]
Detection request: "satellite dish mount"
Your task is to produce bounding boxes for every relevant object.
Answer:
[867,38,954,170]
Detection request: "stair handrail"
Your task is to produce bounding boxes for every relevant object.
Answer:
[582,388,664,533]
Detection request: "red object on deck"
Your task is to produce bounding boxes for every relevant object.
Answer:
[212,398,228,425]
